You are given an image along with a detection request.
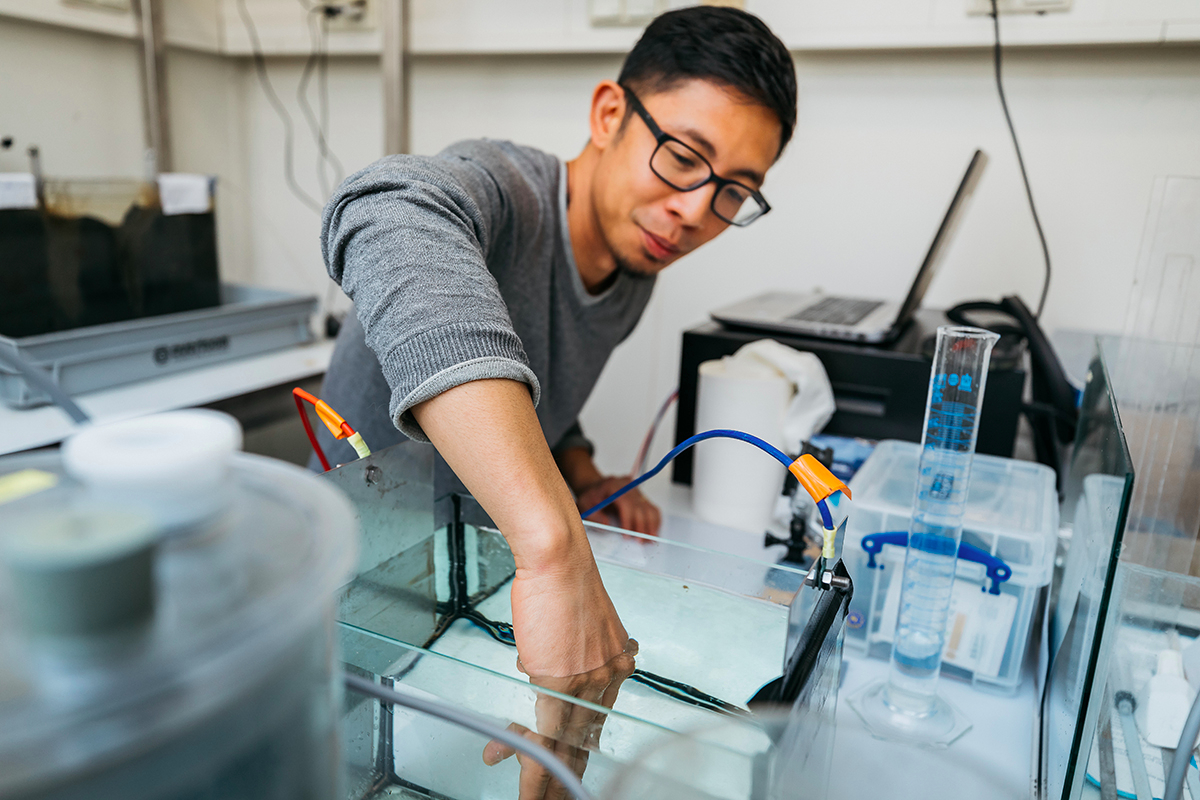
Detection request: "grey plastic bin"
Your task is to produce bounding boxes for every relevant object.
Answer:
[0,285,316,409]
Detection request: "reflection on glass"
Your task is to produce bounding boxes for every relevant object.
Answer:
[1042,344,1135,800]
[340,624,768,799]
[483,642,638,800]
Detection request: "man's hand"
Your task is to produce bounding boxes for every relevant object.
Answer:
[556,446,662,536]
[412,379,630,678]
[508,536,629,677]
[575,476,661,536]
[483,641,638,800]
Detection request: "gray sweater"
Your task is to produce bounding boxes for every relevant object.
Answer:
[311,139,656,478]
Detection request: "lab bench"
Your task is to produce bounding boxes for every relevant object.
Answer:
[0,340,333,458]
[640,474,1039,800]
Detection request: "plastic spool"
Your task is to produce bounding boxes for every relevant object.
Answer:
[0,422,359,799]
[62,410,242,532]
[1,509,157,640]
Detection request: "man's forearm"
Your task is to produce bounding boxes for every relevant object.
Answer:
[410,378,588,571]
[410,377,630,678]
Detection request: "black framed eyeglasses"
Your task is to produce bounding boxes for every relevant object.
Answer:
[622,86,771,227]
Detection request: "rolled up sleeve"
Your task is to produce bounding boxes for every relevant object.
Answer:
[321,151,540,441]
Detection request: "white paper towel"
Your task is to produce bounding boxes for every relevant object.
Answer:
[729,339,836,453]
[692,356,791,533]
[691,340,836,534]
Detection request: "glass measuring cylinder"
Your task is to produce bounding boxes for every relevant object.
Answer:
[886,326,999,712]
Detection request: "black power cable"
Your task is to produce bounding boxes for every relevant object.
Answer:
[296,3,349,329]
[426,511,748,718]
[236,0,324,214]
[298,5,346,199]
[456,609,748,719]
[990,0,1053,319]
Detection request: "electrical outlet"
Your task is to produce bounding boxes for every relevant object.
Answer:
[589,0,668,27]
[320,0,375,32]
[967,0,1072,15]
[62,0,132,12]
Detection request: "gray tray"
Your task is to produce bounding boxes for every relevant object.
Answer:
[0,285,316,409]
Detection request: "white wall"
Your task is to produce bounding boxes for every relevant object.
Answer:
[3,11,1199,476]
[0,18,250,284]
[236,55,383,311]
[0,18,145,177]
[397,47,1200,474]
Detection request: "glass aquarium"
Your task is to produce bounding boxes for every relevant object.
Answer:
[323,441,847,799]
[1041,342,1136,800]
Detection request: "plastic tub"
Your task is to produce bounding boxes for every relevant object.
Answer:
[833,440,1057,693]
[0,284,316,409]
[0,425,358,798]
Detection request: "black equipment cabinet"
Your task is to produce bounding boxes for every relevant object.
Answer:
[672,310,1025,485]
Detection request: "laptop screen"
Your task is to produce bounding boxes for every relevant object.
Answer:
[892,149,989,331]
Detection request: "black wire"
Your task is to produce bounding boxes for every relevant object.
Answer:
[293,2,348,327]
[456,610,746,718]
[298,16,329,199]
[990,0,1052,319]
[236,0,324,214]
[629,671,748,717]
[319,20,344,189]
[298,7,346,199]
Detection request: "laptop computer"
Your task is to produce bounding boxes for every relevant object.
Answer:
[711,149,988,344]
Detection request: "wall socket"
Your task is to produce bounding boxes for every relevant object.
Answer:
[589,0,668,27]
[319,0,375,32]
[967,0,1072,15]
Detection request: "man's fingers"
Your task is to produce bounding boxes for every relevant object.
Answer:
[640,505,656,536]
[585,507,618,528]
[646,502,662,536]
[482,722,530,766]
[631,501,658,536]
[615,499,635,532]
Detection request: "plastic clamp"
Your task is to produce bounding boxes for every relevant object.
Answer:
[860,531,1013,595]
[788,453,851,505]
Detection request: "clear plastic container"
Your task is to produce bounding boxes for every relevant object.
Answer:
[836,439,1058,692]
[0,177,220,338]
[326,439,842,799]
[0,435,358,798]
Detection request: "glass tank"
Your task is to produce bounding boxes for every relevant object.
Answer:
[322,441,844,799]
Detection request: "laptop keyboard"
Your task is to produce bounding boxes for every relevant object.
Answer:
[787,297,884,326]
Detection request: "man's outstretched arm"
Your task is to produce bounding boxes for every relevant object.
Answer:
[411,377,629,678]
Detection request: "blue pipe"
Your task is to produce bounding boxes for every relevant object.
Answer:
[582,428,835,530]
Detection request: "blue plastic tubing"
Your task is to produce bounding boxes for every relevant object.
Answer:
[581,429,835,530]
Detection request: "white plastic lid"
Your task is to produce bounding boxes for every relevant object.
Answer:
[62,410,243,531]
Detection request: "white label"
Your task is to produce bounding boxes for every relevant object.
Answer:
[876,557,1019,679]
[0,174,37,210]
[157,173,212,216]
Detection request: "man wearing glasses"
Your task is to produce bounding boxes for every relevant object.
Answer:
[317,7,795,682]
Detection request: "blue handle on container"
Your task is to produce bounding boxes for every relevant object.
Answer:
[860,531,1013,595]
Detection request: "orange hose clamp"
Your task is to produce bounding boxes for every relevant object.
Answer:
[788,453,851,504]
[294,388,353,439]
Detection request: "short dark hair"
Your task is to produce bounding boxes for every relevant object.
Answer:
[617,7,797,158]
